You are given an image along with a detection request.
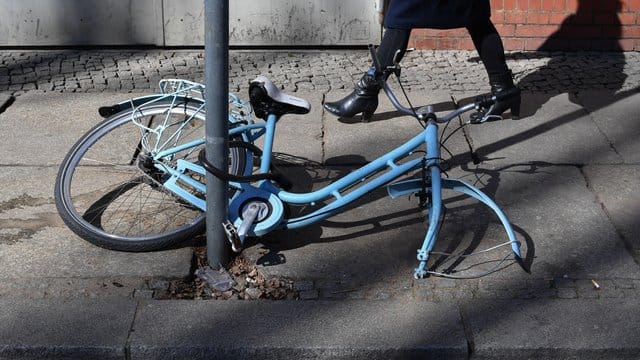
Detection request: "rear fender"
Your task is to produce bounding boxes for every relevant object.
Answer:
[98,95,203,118]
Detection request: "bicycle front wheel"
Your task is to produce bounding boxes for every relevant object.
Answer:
[54,100,246,251]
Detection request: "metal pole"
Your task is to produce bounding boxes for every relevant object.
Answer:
[204,0,230,267]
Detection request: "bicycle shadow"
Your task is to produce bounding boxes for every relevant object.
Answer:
[252,152,535,276]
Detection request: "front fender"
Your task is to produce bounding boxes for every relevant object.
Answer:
[387,177,526,270]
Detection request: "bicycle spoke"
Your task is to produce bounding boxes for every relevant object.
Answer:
[55,99,246,251]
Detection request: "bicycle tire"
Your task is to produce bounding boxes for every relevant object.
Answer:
[55,99,247,251]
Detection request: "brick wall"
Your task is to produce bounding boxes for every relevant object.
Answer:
[409,0,640,51]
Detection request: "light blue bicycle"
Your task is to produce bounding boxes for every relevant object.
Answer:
[55,53,528,279]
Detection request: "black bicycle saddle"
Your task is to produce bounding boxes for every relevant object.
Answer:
[248,76,311,120]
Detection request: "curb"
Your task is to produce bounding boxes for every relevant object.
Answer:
[2,298,639,359]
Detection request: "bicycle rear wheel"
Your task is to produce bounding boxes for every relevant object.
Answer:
[54,99,247,251]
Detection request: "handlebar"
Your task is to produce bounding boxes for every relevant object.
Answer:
[367,44,517,124]
[380,80,481,123]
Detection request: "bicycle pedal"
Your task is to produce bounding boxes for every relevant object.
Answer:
[222,220,243,253]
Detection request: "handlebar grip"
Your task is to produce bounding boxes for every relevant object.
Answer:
[474,87,520,109]
[474,94,494,108]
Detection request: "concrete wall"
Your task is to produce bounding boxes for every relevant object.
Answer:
[0,0,163,46]
[0,0,382,47]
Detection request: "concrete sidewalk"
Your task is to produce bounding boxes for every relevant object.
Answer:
[0,50,639,358]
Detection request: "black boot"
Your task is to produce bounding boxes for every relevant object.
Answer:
[490,70,521,119]
[472,70,521,123]
[324,73,380,121]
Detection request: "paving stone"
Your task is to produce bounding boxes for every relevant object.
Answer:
[583,165,640,257]
[0,164,193,285]
[0,298,135,359]
[481,165,639,280]
[130,300,468,359]
[0,92,146,166]
[467,92,623,166]
[465,299,640,359]
[577,91,640,164]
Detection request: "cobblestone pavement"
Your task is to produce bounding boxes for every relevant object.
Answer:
[1,49,639,95]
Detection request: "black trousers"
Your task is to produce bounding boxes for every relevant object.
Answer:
[375,19,509,79]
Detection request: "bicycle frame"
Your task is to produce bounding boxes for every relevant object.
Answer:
[238,113,430,228]
[135,78,525,279]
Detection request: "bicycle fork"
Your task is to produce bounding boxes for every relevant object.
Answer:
[388,122,526,279]
[414,122,444,279]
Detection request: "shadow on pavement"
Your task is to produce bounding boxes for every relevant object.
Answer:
[517,0,626,119]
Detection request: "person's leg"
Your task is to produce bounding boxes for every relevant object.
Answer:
[375,27,412,68]
[467,19,521,120]
[467,19,509,77]
[324,28,411,121]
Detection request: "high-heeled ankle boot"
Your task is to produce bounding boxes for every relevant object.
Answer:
[324,72,380,121]
[486,70,521,120]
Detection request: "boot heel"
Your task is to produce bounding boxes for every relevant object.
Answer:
[510,99,521,120]
[360,99,379,122]
[361,109,374,122]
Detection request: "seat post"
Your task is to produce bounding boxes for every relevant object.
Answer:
[259,113,278,175]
